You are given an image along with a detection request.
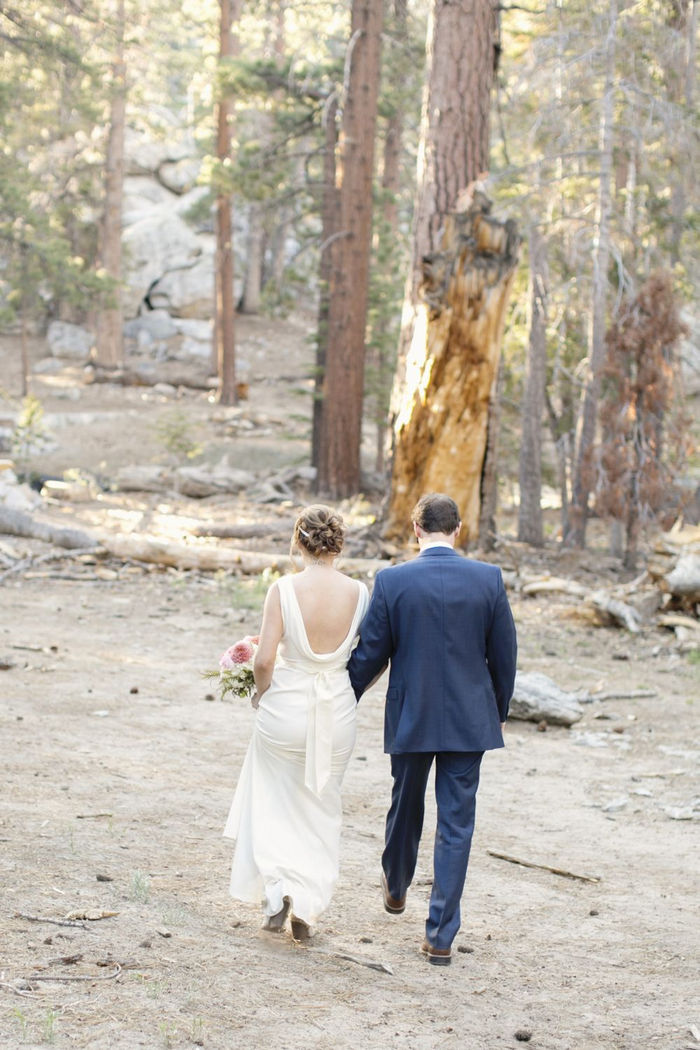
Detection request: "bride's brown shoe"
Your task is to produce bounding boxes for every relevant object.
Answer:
[262,896,290,933]
[290,916,311,942]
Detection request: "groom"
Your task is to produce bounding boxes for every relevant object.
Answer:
[348,493,517,966]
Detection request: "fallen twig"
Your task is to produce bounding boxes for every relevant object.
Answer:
[15,912,91,930]
[0,547,98,583]
[0,980,41,999]
[26,965,122,983]
[487,850,601,883]
[310,947,393,974]
[594,689,657,701]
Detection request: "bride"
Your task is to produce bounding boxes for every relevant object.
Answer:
[223,504,369,941]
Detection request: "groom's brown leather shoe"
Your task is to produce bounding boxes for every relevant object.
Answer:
[381,872,406,914]
[421,939,452,966]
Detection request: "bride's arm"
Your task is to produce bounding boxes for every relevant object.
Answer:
[252,582,283,703]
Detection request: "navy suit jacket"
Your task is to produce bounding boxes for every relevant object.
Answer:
[348,547,517,754]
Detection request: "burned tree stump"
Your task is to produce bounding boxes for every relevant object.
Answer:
[387,191,520,541]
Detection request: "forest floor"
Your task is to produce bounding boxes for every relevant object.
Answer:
[0,315,699,1050]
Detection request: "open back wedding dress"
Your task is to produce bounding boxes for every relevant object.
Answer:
[223,573,369,927]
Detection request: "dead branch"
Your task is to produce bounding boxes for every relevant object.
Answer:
[521,576,642,632]
[85,364,213,391]
[26,965,122,983]
[310,947,393,974]
[593,689,657,700]
[0,980,41,999]
[96,532,388,577]
[0,506,96,551]
[15,912,91,929]
[487,850,601,883]
[0,546,98,583]
[192,522,295,539]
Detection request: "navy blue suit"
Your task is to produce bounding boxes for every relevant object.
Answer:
[348,546,517,949]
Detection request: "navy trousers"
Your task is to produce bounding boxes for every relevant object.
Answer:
[381,751,483,949]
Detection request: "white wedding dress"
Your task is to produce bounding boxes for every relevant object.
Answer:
[223,574,369,927]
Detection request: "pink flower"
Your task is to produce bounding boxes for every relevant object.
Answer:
[220,637,256,669]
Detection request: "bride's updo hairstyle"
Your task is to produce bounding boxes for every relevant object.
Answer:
[291,504,345,562]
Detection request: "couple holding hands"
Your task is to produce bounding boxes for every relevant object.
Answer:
[223,493,517,966]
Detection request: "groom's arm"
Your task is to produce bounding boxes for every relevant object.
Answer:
[485,570,518,722]
[348,572,393,701]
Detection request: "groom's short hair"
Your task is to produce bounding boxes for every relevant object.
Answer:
[412,493,461,535]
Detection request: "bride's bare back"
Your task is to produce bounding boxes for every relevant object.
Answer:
[291,568,361,654]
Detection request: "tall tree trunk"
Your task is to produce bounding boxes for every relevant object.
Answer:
[240,201,263,314]
[94,0,126,369]
[311,94,339,471]
[372,0,407,475]
[215,0,238,406]
[386,0,518,542]
[315,0,383,497]
[518,225,549,546]
[564,0,617,547]
[478,355,504,550]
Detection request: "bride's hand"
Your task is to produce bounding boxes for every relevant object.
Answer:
[250,691,260,709]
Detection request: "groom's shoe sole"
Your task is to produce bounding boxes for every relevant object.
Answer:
[421,939,452,966]
[381,872,406,914]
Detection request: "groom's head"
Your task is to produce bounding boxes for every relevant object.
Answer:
[412,493,461,538]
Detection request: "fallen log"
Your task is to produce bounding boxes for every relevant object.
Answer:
[85,364,214,391]
[520,576,643,632]
[509,671,585,726]
[664,554,700,601]
[589,590,642,633]
[192,521,296,539]
[96,531,388,577]
[657,612,700,634]
[0,506,96,550]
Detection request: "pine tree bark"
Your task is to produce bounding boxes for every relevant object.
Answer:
[215,0,238,406]
[386,0,518,542]
[94,0,126,369]
[564,0,617,547]
[372,0,407,474]
[311,93,339,470]
[518,225,548,546]
[315,0,383,497]
[240,201,263,314]
[478,355,504,550]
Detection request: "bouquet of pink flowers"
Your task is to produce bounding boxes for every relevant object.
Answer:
[203,635,259,701]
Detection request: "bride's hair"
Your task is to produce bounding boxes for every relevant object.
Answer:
[291,504,345,560]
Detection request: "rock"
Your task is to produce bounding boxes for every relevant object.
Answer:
[122,176,174,224]
[602,797,628,813]
[510,672,585,726]
[114,465,174,492]
[0,471,42,512]
[122,211,202,318]
[159,157,201,194]
[32,357,65,375]
[147,246,216,320]
[173,465,255,498]
[124,309,178,342]
[47,321,94,360]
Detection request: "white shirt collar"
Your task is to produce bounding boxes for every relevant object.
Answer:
[420,541,455,552]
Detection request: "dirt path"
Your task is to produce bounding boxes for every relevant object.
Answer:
[1,565,698,1050]
[1,318,699,1048]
